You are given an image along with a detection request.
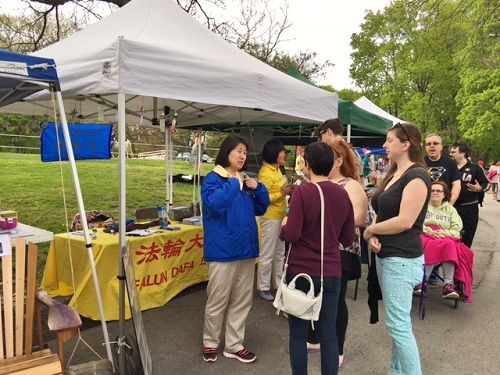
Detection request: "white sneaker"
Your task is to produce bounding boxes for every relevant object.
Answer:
[258,291,274,301]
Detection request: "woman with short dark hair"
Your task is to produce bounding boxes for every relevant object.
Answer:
[307,138,368,368]
[256,139,293,301]
[281,141,355,375]
[201,135,270,364]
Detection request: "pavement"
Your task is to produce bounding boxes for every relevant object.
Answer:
[55,195,500,375]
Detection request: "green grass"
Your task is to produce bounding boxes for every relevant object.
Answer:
[0,152,212,275]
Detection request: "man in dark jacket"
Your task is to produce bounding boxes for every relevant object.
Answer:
[449,142,489,247]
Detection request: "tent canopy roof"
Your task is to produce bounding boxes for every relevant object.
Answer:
[354,96,403,125]
[0,0,337,127]
[338,99,392,136]
[180,99,392,137]
[0,49,59,107]
[179,71,392,137]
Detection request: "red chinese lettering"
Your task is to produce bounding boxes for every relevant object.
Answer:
[136,242,161,265]
[162,239,185,258]
[185,233,204,252]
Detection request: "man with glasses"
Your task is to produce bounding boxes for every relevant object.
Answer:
[449,142,489,247]
[424,134,461,205]
[424,134,461,285]
[316,118,363,181]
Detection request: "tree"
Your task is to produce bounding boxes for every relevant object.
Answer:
[0,12,81,52]
[350,0,469,139]
[456,0,500,161]
[320,85,363,101]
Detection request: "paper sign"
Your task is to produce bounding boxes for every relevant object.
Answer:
[0,234,12,257]
[0,60,28,76]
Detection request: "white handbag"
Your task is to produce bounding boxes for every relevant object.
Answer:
[273,183,325,328]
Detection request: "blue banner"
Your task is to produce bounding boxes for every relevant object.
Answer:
[41,122,113,162]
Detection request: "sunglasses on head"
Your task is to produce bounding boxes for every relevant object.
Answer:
[426,141,441,146]
[390,123,410,142]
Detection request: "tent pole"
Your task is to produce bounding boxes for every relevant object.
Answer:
[169,129,173,206]
[165,123,170,206]
[118,92,126,375]
[196,128,202,210]
[347,124,351,143]
[55,91,115,370]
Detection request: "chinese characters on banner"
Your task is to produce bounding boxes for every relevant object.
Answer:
[42,227,209,321]
[133,232,207,289]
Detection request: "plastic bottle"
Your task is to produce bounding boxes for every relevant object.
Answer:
[157,205,168,229]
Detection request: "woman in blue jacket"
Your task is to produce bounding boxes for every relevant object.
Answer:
[201,135,270,364]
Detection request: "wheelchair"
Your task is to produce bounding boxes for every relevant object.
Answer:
[425,265,468,309]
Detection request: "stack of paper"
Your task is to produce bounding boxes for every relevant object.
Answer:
[182,216,202,226]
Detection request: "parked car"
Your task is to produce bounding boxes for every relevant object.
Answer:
[176,151,191,161]
[176,152,214,163]
[202,154,215,163]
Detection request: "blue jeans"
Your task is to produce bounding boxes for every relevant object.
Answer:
[287,275,341,375]
[376,256,424,375]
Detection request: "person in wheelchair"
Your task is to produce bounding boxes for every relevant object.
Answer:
[418,181,474,302]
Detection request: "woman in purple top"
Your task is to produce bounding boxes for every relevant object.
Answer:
[280,142,355,375]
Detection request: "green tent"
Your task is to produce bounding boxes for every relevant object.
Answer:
[338,99,392,136]
[286,68,392,135]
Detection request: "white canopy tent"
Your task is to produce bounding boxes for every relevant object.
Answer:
[1,1,338,374]
[354,96,404,125]
[2,0,337,126]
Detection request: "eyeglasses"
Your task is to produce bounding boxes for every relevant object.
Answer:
[431,189,444,193]
[390,123,410,142]
[425,141,441,147]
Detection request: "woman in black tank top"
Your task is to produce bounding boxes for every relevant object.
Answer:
[363,123,430,375]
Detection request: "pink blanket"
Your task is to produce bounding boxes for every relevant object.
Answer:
[421,229,474,303]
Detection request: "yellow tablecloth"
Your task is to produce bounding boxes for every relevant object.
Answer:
[41,225,208,321]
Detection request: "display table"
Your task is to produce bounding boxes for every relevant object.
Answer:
[1,222,54,244]
[41,225,208,321]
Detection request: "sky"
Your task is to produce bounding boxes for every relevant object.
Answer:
[283,0,392,89]
[1,0,392,90]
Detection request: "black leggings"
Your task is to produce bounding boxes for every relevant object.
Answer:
[308,274,349,355]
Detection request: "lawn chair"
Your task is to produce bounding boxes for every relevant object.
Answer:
[36,292,82,374]
[0,238,62,374]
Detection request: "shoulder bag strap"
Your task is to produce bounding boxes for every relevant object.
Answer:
[313,183,325,288]
[281,183,325,287]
